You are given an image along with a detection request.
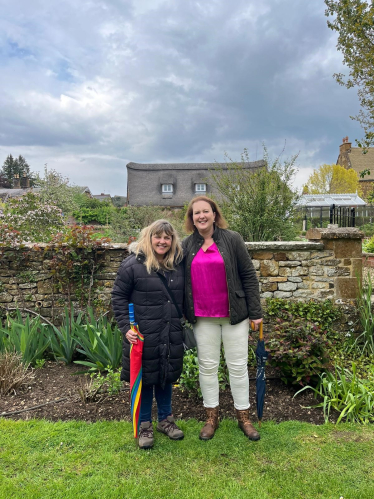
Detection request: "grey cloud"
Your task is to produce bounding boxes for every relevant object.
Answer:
[0,0,364,195]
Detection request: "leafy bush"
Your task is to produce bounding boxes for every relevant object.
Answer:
[0,192,65,242]
[266,298,341,335]
[295,363,374,424]
[262,313,331,386]
[0,311,50,366]
[0,351,33,396]
[49,307,81,364]
[210,146,300,242]
[74,310,122,372]
[73,196,115,225]
[359,223,374,238]
[362,236,374,253]
[179,347,230,397]
[351,273,374,355]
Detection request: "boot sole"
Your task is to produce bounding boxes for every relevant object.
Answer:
[139,443,154,449]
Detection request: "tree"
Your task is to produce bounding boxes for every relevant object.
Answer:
[325,0,374,148]
[303,163,361,194]
[0,155,33,187]
[34,166,81,215]
[210,147,300,242]
[0,192,65,242]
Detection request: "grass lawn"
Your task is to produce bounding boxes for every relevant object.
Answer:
[0,418,373,499]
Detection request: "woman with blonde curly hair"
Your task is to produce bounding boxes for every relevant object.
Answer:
[112,219,184,450]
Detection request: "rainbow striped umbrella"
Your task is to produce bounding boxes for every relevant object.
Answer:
[129,303,144,438]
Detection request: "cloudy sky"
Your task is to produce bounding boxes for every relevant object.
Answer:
[0,0,362,195]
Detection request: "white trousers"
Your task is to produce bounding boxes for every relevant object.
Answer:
[194,317,250,410]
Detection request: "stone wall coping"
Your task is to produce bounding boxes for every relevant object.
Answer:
[245,241,324,251]
[363,252,374,257]
[4,242,129,250]
[0,241,326,252]
[306,227,364,240]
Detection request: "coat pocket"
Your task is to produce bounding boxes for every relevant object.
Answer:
[235,289,246,298]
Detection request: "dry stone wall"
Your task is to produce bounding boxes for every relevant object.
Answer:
[0,228,363,322]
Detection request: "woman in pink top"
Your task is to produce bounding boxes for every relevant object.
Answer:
[183,196,263,442]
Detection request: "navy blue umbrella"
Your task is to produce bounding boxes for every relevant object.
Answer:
[252,321,268,426]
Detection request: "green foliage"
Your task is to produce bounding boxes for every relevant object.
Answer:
[262,313,331,386]
[362,235,374,253]
[266,298,341,335]
[179,347,229,397]
[359,223,374,237]
[90,368,122,396]
[325,0,374,149]
[48,225,111,308]
[111,196,127,208]
[35,358,46,369]
[109,205,166,242]
[35,166,82,215]
[74,310,122,372]
[210,146,300,241]
[0,191,65,242]
[73,195,115,225]
[351,273,374,355]
[49,307,81,364]
[0,311,50,366]
[295,363,374,424]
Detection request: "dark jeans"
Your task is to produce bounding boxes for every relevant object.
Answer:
[140,382,172,423]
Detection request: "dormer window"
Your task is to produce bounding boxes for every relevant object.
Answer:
[162,184,173,193]
[195,183,206,193]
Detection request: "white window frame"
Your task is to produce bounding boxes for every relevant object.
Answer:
[162,184,173,193]
[195,183,206,193]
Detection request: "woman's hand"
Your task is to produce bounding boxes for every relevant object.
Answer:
[125,329,138,344]
[249,318,263,331]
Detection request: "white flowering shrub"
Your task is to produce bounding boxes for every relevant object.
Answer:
[0,192,65,242]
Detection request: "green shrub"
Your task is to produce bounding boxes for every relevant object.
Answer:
[295,363,374,424]
[74,309,122,372]
[266,298,341,335]
[351,273,374,356]
[262,313,331,385]
[360,223,374,238]
[179,347,230,397]
[362,236,374,253]
[49,306,81,364]
[0,312,50,366]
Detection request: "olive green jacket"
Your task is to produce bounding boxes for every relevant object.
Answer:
[182,227,262,325]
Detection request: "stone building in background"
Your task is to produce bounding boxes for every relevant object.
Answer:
[336,136,374,198]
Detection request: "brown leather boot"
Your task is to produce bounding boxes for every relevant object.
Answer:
[236,409,260,441]
[199,406,219,440]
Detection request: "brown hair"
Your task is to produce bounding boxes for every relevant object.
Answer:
[135,219,183,273]
[184,196,228,233]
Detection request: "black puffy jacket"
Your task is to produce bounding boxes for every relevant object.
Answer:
[183,227,262,325]
[111,253,184,387]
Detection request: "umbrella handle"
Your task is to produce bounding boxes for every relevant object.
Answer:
[250,320,264,341]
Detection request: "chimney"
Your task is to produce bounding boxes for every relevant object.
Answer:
[13,174,21,189]
[101,193,105,196]
[20,172,30,189]
[339,136,352,154]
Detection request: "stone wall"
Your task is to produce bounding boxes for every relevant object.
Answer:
[249,227,363,302]
[0,228,363,325]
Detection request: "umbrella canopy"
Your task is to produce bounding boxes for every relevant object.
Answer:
[252,321,268,426]
[129,303,144,438]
